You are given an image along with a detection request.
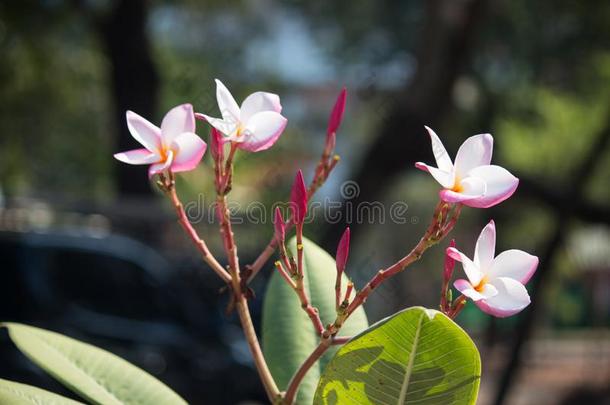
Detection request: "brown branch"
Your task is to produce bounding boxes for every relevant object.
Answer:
[160,174,230,283]
[283,336,333,404]
[274,260,325,335]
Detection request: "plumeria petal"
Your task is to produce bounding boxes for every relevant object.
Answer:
[489,249,539,284]
[415,163,455,189]
[198,114,238,138]
[476,277,530,317]
[114,148,160,165]
[462,165,519,208]
[453,279,482,301]
[241,111,287,152]
[439,176,486,203]
[215,79,240,123]
[240,92,282,123]
[454,133,493,178]
[474,220,496,270]
[454,279,498,301]
[424,126,453,172]
[148,150,174,178]
[169,132,207,172]
[447,247,484,286]
[161,104,195,145]
[126,111,161,153]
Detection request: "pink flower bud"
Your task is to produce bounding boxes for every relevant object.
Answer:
[336,227,350,276]
[327,87,347,137]
[290,170,308,225]
[209,127,224,161]
[444,239,456,281]
[274,207,285,243]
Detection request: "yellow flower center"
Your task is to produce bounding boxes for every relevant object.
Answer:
[474,275,489,292]
[452,183,464,193]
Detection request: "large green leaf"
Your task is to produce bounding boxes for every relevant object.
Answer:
[314,307,481,405]
[0,378,84,405]
[2,323,187,405]
[262,237,369,404]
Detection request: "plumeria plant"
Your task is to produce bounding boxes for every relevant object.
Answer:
[0,81,538,405]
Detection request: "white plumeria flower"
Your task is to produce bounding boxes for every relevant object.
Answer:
[199,79,288,152]
[114,104,207,178]
[448,220,539,317]
[415,126,519,208]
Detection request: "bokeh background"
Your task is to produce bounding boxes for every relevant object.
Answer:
[1,0,609,404]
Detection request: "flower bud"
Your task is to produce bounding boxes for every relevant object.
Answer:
[327,87,347,137]
[290,170,307,225]
[444,239,456,281]
[209,127,225,161]
[336,227,350,276]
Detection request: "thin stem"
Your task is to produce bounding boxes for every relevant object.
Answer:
[274,261,296,289]
[283,336,332,404]
[294,287,325,335]
[448,294,467,319]
[160,173,231,284]
[335,270,343,311]
[331,336,352,345]
[236,296,280,401]
[292,225,325,335]
[342,281,354,304]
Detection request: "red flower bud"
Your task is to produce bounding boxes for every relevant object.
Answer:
[327,87,347,137]
[289,170,308,225]
[273,207,285,244]
[209,127,224,161]
[444,239,456,281]
[336,227,350,276]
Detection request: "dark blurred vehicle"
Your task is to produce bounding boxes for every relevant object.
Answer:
[0,229,266,404]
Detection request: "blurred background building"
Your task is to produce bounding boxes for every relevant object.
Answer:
[1,0,609,404]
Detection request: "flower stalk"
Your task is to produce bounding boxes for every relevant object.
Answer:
[158,172,231,284]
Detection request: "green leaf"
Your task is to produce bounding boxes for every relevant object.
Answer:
[0,378,84,405]
[315,307,481,405]
[2,323,187,405]
[262,236,369,404]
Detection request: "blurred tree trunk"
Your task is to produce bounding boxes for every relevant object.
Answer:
[323,0,485,247]
[100,0,159,196]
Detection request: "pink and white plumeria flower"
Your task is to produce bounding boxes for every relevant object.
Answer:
[448,220,539,317]
[415,126,519,208]
[114,104,207,177]
[198,79,288,152]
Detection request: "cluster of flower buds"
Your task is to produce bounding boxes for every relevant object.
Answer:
[271,170,309,285]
